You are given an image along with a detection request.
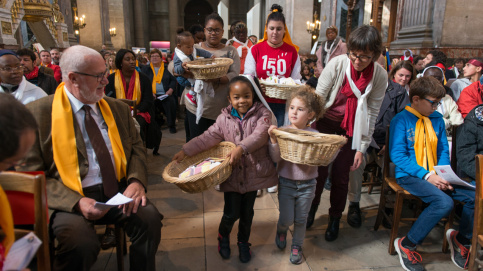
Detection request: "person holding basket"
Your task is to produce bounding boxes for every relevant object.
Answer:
[307,26,388,242]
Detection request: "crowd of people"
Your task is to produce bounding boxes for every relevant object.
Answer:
[1,3,483,271]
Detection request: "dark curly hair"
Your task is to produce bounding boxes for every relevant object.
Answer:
[16,48,36,62]
[266,4,285,26]
[205,12,224,27]
[427,50,447,66]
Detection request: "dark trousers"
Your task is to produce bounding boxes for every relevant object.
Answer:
[185,110,216,142]
[312,117,356,217]
[50,185,163,271]
[218,191,257,243]
[154,95,177,128]
[137,114,161,150]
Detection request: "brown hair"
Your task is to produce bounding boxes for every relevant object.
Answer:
[347,25,382,59]
[149,49,162,59]
[287,85,326,123]
[409,76,446,101]
[389,60,416,84]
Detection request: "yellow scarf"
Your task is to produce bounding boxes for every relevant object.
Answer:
[150,63,164,95]
[52,83,127,195]
[405,105,438,171]
[260,12,299,52]
[114,70,141,105]
[0,185,14,255]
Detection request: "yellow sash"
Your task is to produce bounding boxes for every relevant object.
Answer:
[114,70,141,105]
[52,83,127,195]
[260,12,299,52]
[0,185,14,255]
[405,105,438,171]
[150,63,164,95]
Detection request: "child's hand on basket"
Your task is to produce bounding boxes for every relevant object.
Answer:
[182,62,189,71]
[226,146,244,165]
[173,150,187,163]
[268,125,278,144]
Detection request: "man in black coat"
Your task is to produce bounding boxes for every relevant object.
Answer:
[18,48,58,95]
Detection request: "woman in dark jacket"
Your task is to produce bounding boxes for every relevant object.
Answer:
[140,49,178,134]
[105,49,161,155]
[456,104,483,180]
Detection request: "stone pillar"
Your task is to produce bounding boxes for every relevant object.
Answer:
[100,0,113,49]
[0,0,23,48]
[168,0,178,53]
[389,0,434,50]
[287,0,312,54]
[58,0,77,46]
[133,0,149,49]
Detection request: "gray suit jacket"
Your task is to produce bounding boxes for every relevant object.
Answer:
[22,95,147,213]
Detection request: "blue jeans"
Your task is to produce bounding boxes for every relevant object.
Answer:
[397,175,475,244]
[277,177,316,246]
[268,102,286,127]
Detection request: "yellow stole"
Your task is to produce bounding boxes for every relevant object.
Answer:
[150,63,164,95]
[51,83,127,195]
[0,185,14,255]
[260,12,299,52]
[114,70,141,105]
[405,105,438,171]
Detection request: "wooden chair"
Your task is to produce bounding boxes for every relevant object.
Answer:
[468,154,483,270]
[0,172,50,271]
[362,160,382,194]
[373,126,453,254]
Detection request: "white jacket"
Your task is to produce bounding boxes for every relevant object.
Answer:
[436,94,464,130]
[0,77,47,104]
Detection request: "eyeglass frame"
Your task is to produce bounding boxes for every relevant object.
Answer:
[73,69,109,82]
[0,65,24,73]
[205,27,223,35]
[347,52,373,63]
[423,97,442,109]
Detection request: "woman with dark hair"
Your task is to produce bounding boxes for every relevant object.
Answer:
[189,24,205,44]
[307,26,388,242]
[229,22,253,74]
[389,60,416,91]
[105,49,160,154]
[316,25,347,74]
[181,12,240,141]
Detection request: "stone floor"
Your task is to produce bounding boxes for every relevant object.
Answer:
[91,121,461,271]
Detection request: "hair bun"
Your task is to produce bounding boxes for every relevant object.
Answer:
[176,27,185,34]
[270,4,283,13]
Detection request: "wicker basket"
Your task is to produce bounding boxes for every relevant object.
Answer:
[162,142,235,193]
[260,81,304,100]
[272,128,348,166]
[185,58,234,80]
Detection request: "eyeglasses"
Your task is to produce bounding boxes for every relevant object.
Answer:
[0,65,24,73]
[424,98,442,109]
[205,28,222,35]
[348,52,372,63]
[73,69,109,82]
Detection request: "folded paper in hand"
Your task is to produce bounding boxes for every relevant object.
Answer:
[94,192,133,211]
[434,165,475,189]
[157,94,169,101]
[3,232,42,271]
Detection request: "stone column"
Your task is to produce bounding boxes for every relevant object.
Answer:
[100,0,113,49]
[390,0,434,50]
[133,0,149,49]
[168,0,178,53]
[58,0,77,46]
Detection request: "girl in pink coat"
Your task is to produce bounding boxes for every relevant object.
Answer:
[173,75,278,263]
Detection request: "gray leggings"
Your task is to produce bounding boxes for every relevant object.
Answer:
[277,177,316,247]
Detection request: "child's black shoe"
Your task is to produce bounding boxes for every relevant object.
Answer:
[218,233,230,259]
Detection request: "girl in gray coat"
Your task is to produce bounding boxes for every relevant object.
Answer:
[173,75,278,263]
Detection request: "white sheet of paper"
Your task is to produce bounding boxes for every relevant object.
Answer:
[94,193,133,211]
[3,232,42,271]
[156,94,169,101]
[433,165,475,189]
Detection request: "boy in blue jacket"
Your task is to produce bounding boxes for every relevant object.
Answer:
[390,77,475,271]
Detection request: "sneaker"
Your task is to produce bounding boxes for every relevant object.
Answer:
[446,229,470,269]
[275,231,287,249]
[256,189,262,197]
[237,242,252,263]
[185,93,197,106]
[290,245,303,265]
[267,185,278,193]
[394,237,425,271]
[217,233,230,259]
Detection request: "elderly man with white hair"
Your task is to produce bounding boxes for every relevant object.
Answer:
[19,45,163,271]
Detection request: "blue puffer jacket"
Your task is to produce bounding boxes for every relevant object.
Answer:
[389,107,450,179]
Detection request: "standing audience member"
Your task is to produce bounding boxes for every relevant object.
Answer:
[17,48,58,95]
[141,49,178,134]
[40,50,62,83]
[20,45,163,271]
[50,48,61,65]
[105,49,161,155]
[316,25,347,75]
[227,20,243,41]
[181,12,240,141]
[230,22,253,74]
[34,51,54,77]
[450,58,483,101]
[248,35,258,45]
[413,55,425,74]
[391,76,474,271]
[0,49,46,104]
[189,24,205,44]
[457,76,483,118]
[0,93,38,270]
[307,26,387,243]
